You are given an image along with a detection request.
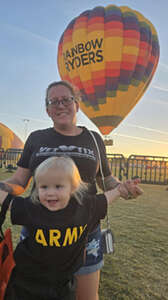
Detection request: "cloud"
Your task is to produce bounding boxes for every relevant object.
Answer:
[159,62,168,70]
[2,22,56,46]
[125,123,168,136]
[0,112,50,123]
[114,133,168,145]
[150,99,168,106]
[152,85,168,92]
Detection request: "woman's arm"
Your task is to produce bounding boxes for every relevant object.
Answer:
[93,131,142,199]
[97,175,143,199]
[97,174,120,190]
[0,190,8,206]
[0,166,31,204]
[4,166,31,187]
[97,175,129,198]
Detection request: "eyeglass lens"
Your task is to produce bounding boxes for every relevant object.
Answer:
[48,97,74,107]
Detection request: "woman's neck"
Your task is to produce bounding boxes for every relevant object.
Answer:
[53,124,83,136]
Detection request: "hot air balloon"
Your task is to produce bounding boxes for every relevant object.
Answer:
[57,5,160,135]
[0,123,24,150]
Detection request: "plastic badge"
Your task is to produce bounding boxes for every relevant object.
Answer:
[101,228,114,254]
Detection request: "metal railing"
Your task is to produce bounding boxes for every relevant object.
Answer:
[107,154,168,185]
[1,148,23,171]
[106,154,126,181]
[0,148,5,168]
[126,155,168,185]
[0,148,168,185]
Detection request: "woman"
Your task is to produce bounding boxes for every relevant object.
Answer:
[0,80,142,300]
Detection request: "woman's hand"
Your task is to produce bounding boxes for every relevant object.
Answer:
[118,178,143,199]
[0,182,25,195]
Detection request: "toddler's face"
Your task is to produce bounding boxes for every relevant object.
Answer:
[37,168,72,211]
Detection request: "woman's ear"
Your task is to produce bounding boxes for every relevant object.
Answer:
[46,106,50,117]
[75,101,80,112]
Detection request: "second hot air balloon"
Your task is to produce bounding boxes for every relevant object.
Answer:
[0,123,24,150]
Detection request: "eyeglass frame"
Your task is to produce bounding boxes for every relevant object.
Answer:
[46,96,75,108]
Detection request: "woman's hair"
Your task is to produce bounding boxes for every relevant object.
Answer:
[45,80,81,106]
[31,156,86,205]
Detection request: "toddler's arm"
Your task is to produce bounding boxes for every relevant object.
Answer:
[104,186,120,205]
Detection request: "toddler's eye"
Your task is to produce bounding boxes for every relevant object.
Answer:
[56,185,62,189]
[40,185,48,189]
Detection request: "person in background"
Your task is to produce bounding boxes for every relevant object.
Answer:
[0,156,143,300]
[0,80,142,300]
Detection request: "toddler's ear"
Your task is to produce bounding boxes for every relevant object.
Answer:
[71,185,77,195]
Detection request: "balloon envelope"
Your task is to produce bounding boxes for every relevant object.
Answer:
[0,123,24,150]
[57,5,160,135]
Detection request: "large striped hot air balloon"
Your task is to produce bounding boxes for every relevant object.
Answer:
[57,5,160,135]
[0,123,24,150]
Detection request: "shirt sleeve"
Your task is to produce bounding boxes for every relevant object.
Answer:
[17,132,34,168]
[11,197,30,225]
[88,193,107,222]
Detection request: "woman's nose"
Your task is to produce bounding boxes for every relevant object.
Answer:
[56,100,66,108]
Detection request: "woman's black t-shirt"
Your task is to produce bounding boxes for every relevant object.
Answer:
[17,127,111,186]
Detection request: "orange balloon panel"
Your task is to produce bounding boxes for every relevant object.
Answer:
[0,123,24,150]
[57,5,160,135]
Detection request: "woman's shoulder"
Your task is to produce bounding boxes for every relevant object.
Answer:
[87,129,104,145]
[28,128,54,139]
[82,127,102,139]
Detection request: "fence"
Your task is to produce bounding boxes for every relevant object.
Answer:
[0,148,4,168]
[0,149,168,185]
[126,154,168,185]
[0,148,23,171]
[106,154,126,181]
[107,154,168,185]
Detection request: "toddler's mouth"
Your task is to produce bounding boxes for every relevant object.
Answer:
[48,200,59,204]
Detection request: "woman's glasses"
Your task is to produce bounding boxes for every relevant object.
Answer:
[47,96,74,107]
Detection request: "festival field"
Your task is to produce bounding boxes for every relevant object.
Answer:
[100,184,168,300]
[1,169,168,300]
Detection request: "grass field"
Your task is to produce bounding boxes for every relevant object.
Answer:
[1,169,168,300]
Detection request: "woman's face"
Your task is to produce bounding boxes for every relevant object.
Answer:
[46,84,79,129]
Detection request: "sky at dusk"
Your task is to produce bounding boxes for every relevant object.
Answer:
[0,0,168,157]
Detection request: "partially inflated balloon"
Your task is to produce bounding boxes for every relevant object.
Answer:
[57,5,159,135]
[0,123,24,150]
